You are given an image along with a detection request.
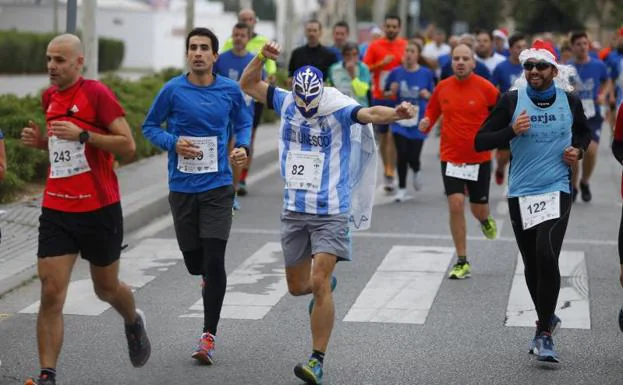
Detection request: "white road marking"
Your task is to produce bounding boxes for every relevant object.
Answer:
[19,239,181,315]
[343,246,454,324]
[180,242,288,320]
[505,250,590,329]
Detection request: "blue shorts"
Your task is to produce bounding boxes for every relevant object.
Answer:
[586,117,603,143]
[372,98,395,134]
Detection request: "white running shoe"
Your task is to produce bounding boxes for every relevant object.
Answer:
[395,188,409,202]
[412,171,423,191]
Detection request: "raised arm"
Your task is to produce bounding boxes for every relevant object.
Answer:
[240,42,281,106]
[356,101,417,125]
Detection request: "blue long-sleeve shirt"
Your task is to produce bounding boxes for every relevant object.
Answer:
[142,74,252,193]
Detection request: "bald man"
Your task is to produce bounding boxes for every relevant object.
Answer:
[21,34,151,385]
[221,9,277,196]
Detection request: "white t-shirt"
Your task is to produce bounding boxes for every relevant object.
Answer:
[477,52,506,74]
[422,42,451,61]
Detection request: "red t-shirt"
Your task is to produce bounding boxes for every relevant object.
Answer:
[363,37,408,100]
[42,78,125,212]
[424,74,499,164]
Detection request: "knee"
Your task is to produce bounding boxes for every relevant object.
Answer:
[93,279,120,302]
[287,277,309,296]
[40,277,67,311]
[310,270,332,296]
[448,197,464,215]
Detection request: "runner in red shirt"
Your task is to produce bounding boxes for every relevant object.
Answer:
[419,43,499,280]
[20,34,150,385]
[363,14,408,192]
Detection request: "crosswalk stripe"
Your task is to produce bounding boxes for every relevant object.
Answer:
[505,250,590,329]
[19,238,181,316]
[180,242,288,320]
[343,246,454,324]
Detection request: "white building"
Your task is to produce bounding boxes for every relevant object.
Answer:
[0,0,276,71]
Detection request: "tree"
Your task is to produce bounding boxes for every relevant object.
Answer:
[419,0,503,35]
[510,0,584,34]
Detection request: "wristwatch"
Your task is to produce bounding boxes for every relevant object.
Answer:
[79,130,90,144]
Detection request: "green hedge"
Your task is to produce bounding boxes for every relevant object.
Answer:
[0,30,125,74]
[0,69,179,202]
[0,67,283,203]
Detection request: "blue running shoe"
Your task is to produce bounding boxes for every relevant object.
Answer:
[308,276,337,315]
[534,332,560,363]
[294,358,323,385]
[529,314,561,354]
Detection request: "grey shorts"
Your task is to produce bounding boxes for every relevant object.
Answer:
[169,185,234,251]
[280,210,352,267]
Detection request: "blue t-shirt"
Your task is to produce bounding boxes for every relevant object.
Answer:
[438,53,451,70]
[214,50,261,114]
[508,87,573,197]
[269,86,363,215]
[385,66,435,140]
[328,46,343,62]
[569,58,609,121]
[496,48,510,57]
[142,74,252,193]
[492,60,523,92]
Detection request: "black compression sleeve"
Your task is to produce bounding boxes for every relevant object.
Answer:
[474,91,517,152]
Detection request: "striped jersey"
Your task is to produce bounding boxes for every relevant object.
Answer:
[267,86,362,215]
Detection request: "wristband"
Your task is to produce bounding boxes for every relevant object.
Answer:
[257,51,267,63]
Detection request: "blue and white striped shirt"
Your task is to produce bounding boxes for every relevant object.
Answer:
[268,86,362,215]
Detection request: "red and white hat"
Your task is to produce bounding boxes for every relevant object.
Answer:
[492,28,509,40]
[519,39,558,67]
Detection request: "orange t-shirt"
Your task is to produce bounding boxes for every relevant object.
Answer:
[424,74,499,164]
[363,37,408,100]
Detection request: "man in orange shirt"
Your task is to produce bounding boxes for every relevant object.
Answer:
[363,14,408,192]
[419,43,499,279]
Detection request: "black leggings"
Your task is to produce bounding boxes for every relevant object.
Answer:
[393,133,424,189]
[508,192,571,333]
[182,238,228,335]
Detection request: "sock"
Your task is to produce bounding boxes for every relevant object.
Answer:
[311,350,325,364]
[457,256,467,264]
[40,368,56,381]
[240,169,248,182]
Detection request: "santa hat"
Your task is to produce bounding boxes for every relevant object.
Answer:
[519,39,559,65]
[492,28,509,40]
[515,39,577,92]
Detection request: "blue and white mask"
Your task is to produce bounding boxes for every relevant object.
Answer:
[293,66,324,118]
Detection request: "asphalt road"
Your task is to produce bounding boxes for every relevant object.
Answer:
[1,128,622,385]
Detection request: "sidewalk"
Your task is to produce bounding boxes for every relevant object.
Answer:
[0,122,280,296]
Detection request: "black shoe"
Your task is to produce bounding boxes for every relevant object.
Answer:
[125,309,151,367]
[579,182,592,202]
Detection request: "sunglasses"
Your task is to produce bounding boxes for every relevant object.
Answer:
[523,62,553,71]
